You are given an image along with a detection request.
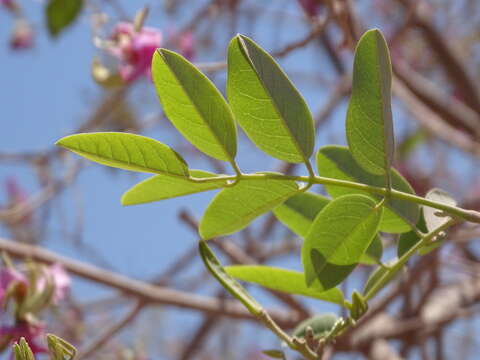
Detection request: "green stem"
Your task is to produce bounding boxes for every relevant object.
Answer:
[190,173,480,223]
[364,218,457,301]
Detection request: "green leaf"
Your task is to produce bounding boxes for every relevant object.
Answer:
[225,265,344,305]
[292,314,338,339]
[227,35,315,163]
[360,235,383,265]
[262,350,286,360]
[199,176,298,240]
[397,209,427,258]
[317,145,419,233]
[122,170,227,206]
[423,188,456,232]
[273,191,383,265]
[398,189,455,257]
[198,241,262,315]
[152,50,237,162]
[56,132,189,177]
[46,0,83,37]
[273,192,330,237]
[346,29,394,176]
[302,194,382,290]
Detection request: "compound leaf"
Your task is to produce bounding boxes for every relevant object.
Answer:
[152,49,237,162]
[227,35,315,163]
[346,29,394,176]
[317,145,419,233]
[199,176,298,240]
[302,194,382,290]
[122,170,227,205]
[56,132,188,177]
[225,265,344,304]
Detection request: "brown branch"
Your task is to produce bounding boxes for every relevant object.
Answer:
[0,237,299,328]
[77,300,145,359]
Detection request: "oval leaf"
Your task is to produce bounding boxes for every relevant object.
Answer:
[56,132,189,177]
[302,194,382,290]
[227,35,315,163]
[225,265,344,305]
[46,0,83,37]
[423,188,456,232]
[199,176,298,240]
[199,241,262,315]
[292,314,338,339]
[273,192,330,238]
[273,191,383,265]
[317,145,419,233]
[152,49,237,162]
[346,29,394,176]
[122,170,227,206]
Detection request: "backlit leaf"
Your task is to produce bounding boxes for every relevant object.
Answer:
[199,176,298,240]
[122,170,227,206]
[227,35,315,163]
[363,258,399,298]
[225,265,344,304]
[273,192,329,237]
[302,194,382,290]
[46,0,83,37]
[317,145,419,233]
[56,132,188,177]
[199,241,262,315]
[397,209,427,258]
[152,49,237,162]
[346,29,394,176]
[360,235,383,265]
[273,191,383,265]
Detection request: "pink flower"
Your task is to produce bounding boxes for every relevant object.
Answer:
[0,323,47,355]
[109,22,162,83]
[10,21,34,50]
[0,267,26,304]
[37,264,71,304]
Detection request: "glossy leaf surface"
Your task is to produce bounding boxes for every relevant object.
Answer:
[56,132,189,177]
[302,194,382,290]
[227,35,315,163]
[199,176,298,240]
[199,241,262,315]
[346,29,394,176]
[225,265,344,304]
[122,170,227,205]
[317,145,419,233]
[152,49,237,162]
